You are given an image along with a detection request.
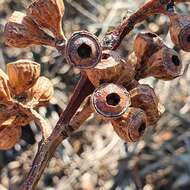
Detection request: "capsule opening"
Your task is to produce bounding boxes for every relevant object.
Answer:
[172,55,180,66]
[77,43,92,59]
[138,123,146,134]
[106,93,121,106]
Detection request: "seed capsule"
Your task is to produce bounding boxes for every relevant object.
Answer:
[137,47,182,80]
[27,0,65,40]
[28,77,54,107]
[169,13,190,52]
[134,32,164,63]
[0,125,21,150]
[65,31,102,69]
[130,84,163,125]
[86,50,135,87]
[0,69,12,104]
[91,83,131,118]
[7,60,40,95]
[4,11,55,48]
[112,108,147,142]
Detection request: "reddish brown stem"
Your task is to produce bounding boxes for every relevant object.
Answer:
[102,0,173,50]
[20,75,95,190]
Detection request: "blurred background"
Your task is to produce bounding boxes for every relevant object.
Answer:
[0,0,190,190]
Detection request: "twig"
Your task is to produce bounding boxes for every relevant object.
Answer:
[20,75,94,190]
[102,0,174,50]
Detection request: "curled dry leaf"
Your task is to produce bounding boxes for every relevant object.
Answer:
[86,50,135,86]
[7,60,40,95]
[28,76,54,107]
[169,13,190,52]
[0,69,12,104]
[4,11,55,48]
[130,84,163,125]
[27,0,65,40]
[112,107,147,142]
[0,125,21,150]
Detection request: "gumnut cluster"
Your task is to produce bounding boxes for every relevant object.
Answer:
[3,0,190,146]
[0,60,53,150]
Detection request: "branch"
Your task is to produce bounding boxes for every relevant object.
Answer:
[102,0,174,50]
[20,75,94,190]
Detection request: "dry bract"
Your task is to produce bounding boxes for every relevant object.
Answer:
[7,60,40,95]
[27,0,65,40]
[169,13,190,52]
[112,107,147,142]
[130,84,163,125]
[4,11,55,48]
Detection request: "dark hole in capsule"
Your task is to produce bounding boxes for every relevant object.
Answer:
[172,55,180,66]
[138,123,146,134]
[77,43,92,59]
[106,93,121,106]
[187,35,190,43]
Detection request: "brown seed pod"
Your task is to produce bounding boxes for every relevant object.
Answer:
[137,47,182,80]
[4,11,55,48]
[134,32,164,63]
[130,84,163,125]
[27,0,65,40]
[7,60,40,95]
[0,69,12,104]
[28,76,54,107]
[91,83,131,118]
[0,125,21,150]
[65,31,102,69]
[169,13,190,52]
[86,50,135,87]
[112,107,147,142]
